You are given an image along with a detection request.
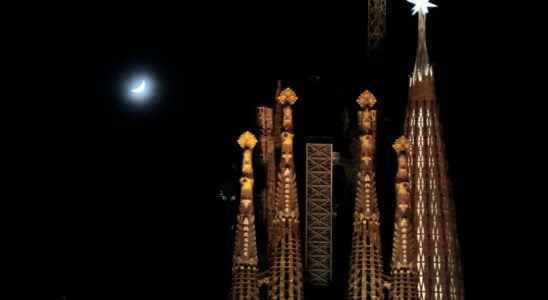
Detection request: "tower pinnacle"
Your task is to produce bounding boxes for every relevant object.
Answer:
[357,90,378,110]
[404,2,465,296]
[348,90,385,299]
[230,131,260,300]
[408,0,437,85]
[277,87,298,106]
[270,87,304,300]
[389,136,419,300]
[238,131,258,151]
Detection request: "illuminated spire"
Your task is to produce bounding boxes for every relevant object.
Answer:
[403,1,465,294]
[408,0,437,85]
[230,131,260,300]
[348,90,386,299]
[390,136,419,300]
[269,87,304,300]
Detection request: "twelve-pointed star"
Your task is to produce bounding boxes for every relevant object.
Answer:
[406,0,437,15]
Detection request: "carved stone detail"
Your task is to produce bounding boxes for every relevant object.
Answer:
[390,135,419,300]
[230,131,260,300]
[348,90,385,300]
[269,87,304,300]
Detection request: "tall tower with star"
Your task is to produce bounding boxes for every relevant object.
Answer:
[230,131,260,300]
[269,88,305,300]
[404,1,464,299]
[347,91,386,300]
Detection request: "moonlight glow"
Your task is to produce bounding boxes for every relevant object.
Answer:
[406,0,437,15]
[131,80,147,94]
[126,75,154,104]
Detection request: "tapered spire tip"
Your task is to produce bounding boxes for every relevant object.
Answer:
[356,90,378,109]
[393,136,410,153]
[277,87,298,105]
[238,131,258,150]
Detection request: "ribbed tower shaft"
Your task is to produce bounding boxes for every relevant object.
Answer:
[390,137,419,300]
[231,131,260,300]
[348,90,385,300]
[269,88,304,300]
[405,10,464,300]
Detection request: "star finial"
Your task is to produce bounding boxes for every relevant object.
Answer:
[406,0,437,16]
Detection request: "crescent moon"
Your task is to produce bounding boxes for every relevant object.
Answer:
[131,80,146,94]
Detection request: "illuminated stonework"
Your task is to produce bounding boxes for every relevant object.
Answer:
[238,131,259,150]
[405,5,464,298]
[277,87,299,106]
[357,90,378,109]
[269,88,304,300]
[230,131,260,300]
[225,13,465,293]
[348,90,385,300]
[390,136,419,300]
[227,77,463,299]
[409,0,435,86]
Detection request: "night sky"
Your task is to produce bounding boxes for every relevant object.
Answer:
[13,1,523,299]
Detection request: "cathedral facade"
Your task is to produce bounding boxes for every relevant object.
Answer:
[226,1,464,299]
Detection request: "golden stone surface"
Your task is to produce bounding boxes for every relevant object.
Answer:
[356,90,377,109]
[277,87,298,105]
[393,136,410,153]
[238,131,258,150]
